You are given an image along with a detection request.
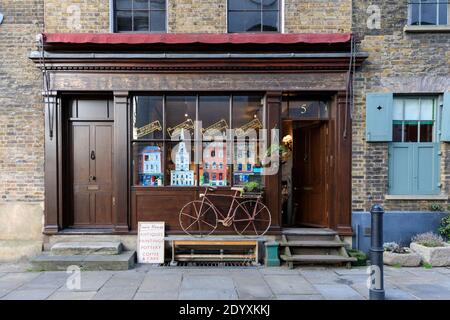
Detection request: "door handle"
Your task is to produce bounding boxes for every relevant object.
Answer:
[89,175,96,182]
[90,150,96,160]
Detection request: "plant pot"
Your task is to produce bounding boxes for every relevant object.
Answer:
[383,249,421,267]
[410,242,450,267]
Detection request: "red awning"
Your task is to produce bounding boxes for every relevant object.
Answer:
[42,33,352,46]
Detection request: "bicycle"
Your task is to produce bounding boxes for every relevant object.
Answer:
[179,186,271,237]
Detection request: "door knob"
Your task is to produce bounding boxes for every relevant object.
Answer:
[89,175,96,182]
[90,150,96,160]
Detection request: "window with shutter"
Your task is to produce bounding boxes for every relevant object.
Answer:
[388,96,441,195]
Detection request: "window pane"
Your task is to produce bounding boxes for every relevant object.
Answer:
[393,121,403,142]
[167,142,196,186]
[116,10,132,31]
[404,99,420,120]
[439,2,448,24]
[134,10,149,31]
[133,143,164,186]
[404,122,419,142]
[200,142,230,186]
[420,122,434,142]
[420,98,434,120]
[199,96,229,139]
[421,2,437,25]
[150,0,166,10]
[165,96,196,139]
[116,0,132,10]
[228,11,262,32]
[262,0,279,10]
[150,10,166,32]
[133,0,149,10]
[133,96,163,140]
[393,99,404,120]
[233,95,264,134]
[228,0,261,10]
[410,3,420,25]
[262,11,279,31]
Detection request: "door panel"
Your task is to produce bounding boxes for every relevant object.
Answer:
[292,122,328,227]
[71,121,113,227]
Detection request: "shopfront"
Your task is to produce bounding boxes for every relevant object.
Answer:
[32,33,366,237]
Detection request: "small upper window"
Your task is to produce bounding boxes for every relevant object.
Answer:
[228,0,280,33]
[409,0,449,25]
[114,0,166,32]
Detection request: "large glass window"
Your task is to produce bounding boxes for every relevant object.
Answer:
[228,0,280,33]
[132,94,265,188]
[409,1,449,25]
[114,0,166,32]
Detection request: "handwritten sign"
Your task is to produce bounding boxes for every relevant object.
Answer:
[137,222,165,264]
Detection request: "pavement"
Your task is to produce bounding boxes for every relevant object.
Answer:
[0,263,449,300]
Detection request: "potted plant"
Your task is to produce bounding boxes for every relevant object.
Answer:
[438,213,450,242]
[383,242,421,267]
[410,232,450,267]
[242,181,263,196]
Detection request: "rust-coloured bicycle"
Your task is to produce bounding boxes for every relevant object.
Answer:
[179,187,271,237]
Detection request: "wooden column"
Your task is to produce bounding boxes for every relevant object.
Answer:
[113,91,130,233]
[331,91,353,236]
[43,91,60,234]
[265,92,282,233]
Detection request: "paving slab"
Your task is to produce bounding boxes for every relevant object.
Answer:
[333,267,368,276]
[275,294,325,300]
[102,271,145,288]
[18,272,68,290]
[385,288,419,300]
[57,271,114,292]
[1,288,56,300]
[298,270,341,284]
[179,288,238,300]
[403,284,450,300]
[232,272,273,299]
[0,272,41,290]
[313,284,364,300]
[259,267,300,275]
[93,286,139,300]
[139,273,182,292]
[181,275,235,291]
[264,275,317,295]
[134,291,179,300]
[47,291,97,300]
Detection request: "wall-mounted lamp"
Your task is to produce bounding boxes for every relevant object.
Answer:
[282,134,293,151]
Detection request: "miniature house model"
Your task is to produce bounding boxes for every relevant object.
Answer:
[138,146,163,186]
[233,142,258,185]
[202,142,227,186]
[171,129,195,186]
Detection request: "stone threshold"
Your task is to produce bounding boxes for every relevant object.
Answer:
[404,25,450,33]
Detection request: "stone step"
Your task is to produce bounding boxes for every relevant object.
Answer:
[31,251,136,271]
[279,240,345,248]
[280,254,356,264]
[51,241,123,255]
[282,228,337,236]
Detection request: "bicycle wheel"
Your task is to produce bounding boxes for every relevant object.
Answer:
[233,200,271,236]
[179,200,217,237]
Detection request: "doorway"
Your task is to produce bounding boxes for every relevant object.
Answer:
[68,98,114,228]
[291,122,328,227]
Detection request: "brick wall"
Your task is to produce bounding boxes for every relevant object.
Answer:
[0,0,44,202]
[352,0,450,211]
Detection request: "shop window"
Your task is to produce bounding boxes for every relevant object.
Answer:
[389,96,441,195]
[409,1,448,25]
[228,0,280,33]
[132,94,265,188]
[114,0,166,32]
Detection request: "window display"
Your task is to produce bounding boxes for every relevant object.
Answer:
[138,145,163,186]
[170,130,195,186]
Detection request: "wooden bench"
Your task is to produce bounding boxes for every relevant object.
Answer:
[171,239,259,266]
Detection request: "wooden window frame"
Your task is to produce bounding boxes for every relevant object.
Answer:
[112,0,167,33]
[227,0,281,33]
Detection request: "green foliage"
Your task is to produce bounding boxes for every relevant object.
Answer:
[430,203,444,212]
[265,144,288,157]
[392,263,402,269]
[438,214,450,240]
[243,181,262,193]
[347,249,368,266]
[422,262,433,269]
[412,232,445,247]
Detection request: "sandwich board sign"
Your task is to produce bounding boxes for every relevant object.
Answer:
[137,222,165,264]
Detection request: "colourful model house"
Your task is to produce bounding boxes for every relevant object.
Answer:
[202,142,227,186]
[233,142,258,185]
[138,146,163,186]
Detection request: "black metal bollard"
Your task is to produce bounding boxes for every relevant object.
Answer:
[369,204,385,300]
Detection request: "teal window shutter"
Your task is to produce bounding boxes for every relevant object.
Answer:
[389,143,441,195]
[366,93,393,142]
[389,143,414,194]
[441,92,450,142]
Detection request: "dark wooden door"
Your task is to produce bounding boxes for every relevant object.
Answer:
[292,122,328,227]
[70,122,113,227]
